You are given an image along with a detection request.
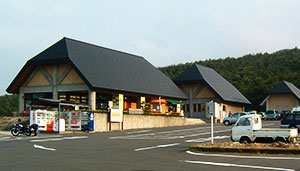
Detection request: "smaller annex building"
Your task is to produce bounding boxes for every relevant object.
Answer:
[7,37,187,116]
[261,81,300,112]
[173,64,251,121]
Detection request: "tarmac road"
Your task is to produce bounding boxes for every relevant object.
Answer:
[1,120,300,171]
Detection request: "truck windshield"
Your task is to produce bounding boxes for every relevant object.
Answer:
[237,118,251,126]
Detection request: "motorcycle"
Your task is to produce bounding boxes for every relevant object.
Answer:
[11,123,31,136]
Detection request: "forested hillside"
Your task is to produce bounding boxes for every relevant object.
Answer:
[159,48,300,111]
[0,94,18,116]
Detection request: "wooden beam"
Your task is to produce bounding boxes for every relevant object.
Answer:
[23,67,39,87]
[193,84,205,98]
[178,84,189,96]
[57,65,72,85]
[38,66,53,85]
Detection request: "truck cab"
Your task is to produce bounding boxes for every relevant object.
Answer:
[231,114,261,143]
[231,114,298,144]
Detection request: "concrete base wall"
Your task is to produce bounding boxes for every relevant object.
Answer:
[94,113,109,132]
[94,113,205,132]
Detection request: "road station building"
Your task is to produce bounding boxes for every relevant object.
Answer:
[6,37,187,116]
[7,38,251,130]
[173,64,251,121]
[261,81,300,112]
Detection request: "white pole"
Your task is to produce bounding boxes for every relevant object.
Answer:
[159,96,162,113]
[211,112,214,144]
[209,101,214,145]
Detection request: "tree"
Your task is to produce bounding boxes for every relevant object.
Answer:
[159,48,300,111]
[0,94,18,116]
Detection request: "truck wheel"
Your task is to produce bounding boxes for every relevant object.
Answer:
[224,121,230,126]
[275,137,286,144]
[239,137,251,144]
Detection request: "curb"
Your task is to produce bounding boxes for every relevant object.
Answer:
[190,146,300,155]
[0,131,11,136]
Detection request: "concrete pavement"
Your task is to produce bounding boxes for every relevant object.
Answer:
[1,120,300,171]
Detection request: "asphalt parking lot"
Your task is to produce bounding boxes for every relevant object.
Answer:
[1,120,300,171]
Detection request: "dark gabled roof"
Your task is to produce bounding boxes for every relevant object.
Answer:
[7,37,187,99]
[269,81,300,100]
[173,64,251,104]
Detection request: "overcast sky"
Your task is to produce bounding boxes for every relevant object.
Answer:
[1,0,300,95]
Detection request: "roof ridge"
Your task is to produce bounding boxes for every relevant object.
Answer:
[197,65,228,100]
[63,37,144,60]
[279,81,293,91]
[283,80,290,84]
[195,64,210,69]
[63,38,70,58]
[196,64,250,104]
[194,64,205,77]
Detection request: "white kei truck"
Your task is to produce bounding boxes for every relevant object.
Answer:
[231,114,298,144]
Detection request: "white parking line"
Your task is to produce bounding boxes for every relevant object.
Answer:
[134,143,180,152]
[110,126,226,139]
[182,160,294,171]
[127,130,151,134]
[186,151,300,160]
[171,129,231,139]
[30,136,88,142]
[186,135,230,143]
[0,135,63,141]
[31,138,63,142]
[34,144,56,151]
[0,137,10,139]
[156,126,224,134]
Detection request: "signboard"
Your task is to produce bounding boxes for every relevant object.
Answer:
[208,101,214,116]
[140,96,146,108]
[110,108,123,122]
[176,104,181,113]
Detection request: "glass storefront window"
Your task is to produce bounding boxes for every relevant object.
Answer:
[96,93,112,110]
[24,93,53,110]
[58,92,88,104]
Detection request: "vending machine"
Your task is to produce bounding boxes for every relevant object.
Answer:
[30,110,58,131]
[62,112,71,130]
[88,111,94,131]
[45,111,57,131]
[30,110,47,131]
[70,111,82,131]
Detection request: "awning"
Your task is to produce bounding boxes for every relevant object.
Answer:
[31,98,91,108]
[166,100,184,105]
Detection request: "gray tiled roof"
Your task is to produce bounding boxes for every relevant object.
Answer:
[174,64,251,104]
[269,81,300,100]
[7,37,187,99]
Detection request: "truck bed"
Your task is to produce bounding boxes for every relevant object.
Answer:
[254,128,298,138]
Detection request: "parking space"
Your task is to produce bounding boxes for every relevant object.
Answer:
[0,133,88,143]
[109,120,300,170]
[1,120,300,170]
[110,125,231,140]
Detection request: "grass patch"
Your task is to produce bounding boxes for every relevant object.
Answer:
[190,142,300,155]
[0,117,29,131]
